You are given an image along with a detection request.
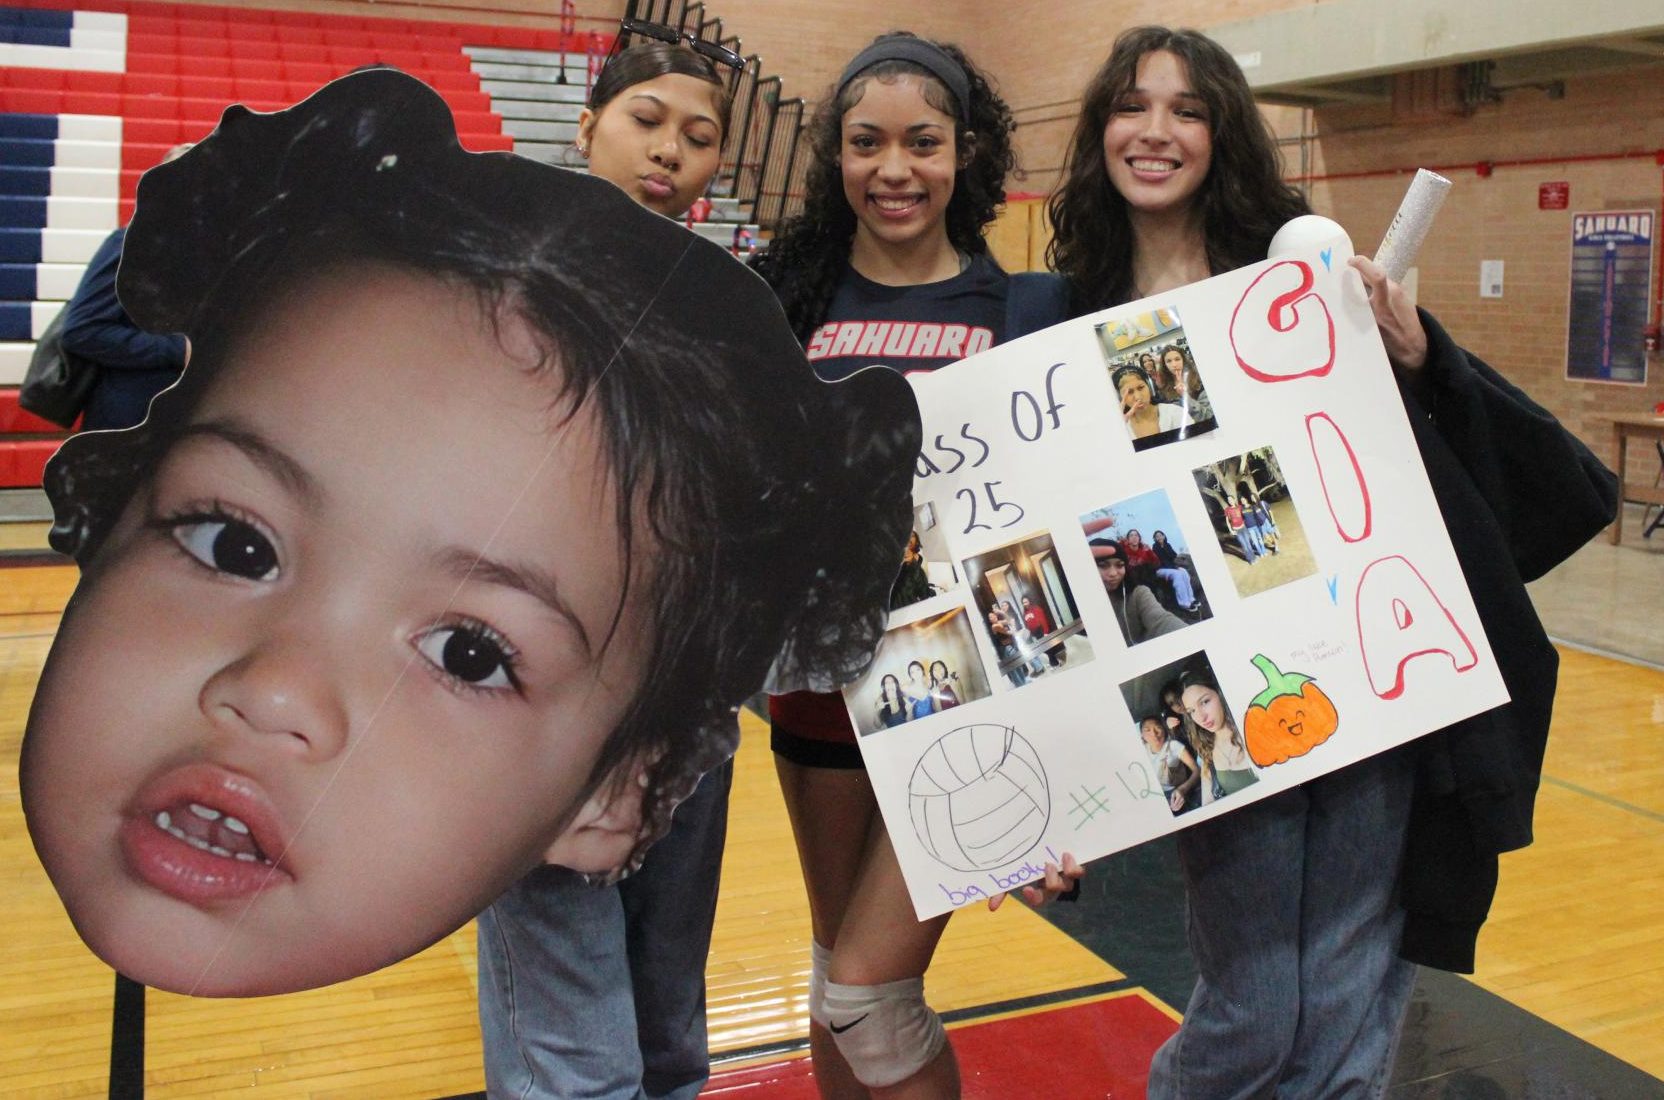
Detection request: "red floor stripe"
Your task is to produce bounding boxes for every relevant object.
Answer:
[705,992,1176,1098]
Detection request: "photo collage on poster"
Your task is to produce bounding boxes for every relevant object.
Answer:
[1075,300,1328,807]
[854,300,1328,785]
[846,501,1097,736]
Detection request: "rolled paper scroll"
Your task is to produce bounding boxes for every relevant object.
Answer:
[1375,169,1452,283]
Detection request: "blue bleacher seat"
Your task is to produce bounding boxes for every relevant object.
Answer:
[0,301,33,339]
[0,195,47,227]
[0,112,60,140]
[0,137,55,167]
[0,229,44,262]
[0,262,39,299]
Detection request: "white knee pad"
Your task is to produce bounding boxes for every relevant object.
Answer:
[822,977,947,1089]
[806,941,831,1028]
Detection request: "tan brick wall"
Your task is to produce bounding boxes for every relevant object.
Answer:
[1310,65,1664,469]
[698,0,967,106]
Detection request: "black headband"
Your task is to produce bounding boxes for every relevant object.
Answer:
[1112,363,1156,397]
[835,37,971,124]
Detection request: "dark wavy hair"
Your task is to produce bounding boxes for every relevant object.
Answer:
[43,69,918,874]
[588,40,733,135]
[749,31,1016,342]
[1046,26,1310,312]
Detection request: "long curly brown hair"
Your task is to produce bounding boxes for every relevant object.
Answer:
[1047,26,1309,313]
[750,31,1016,342]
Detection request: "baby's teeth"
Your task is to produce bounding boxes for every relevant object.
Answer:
[210,846,232,858]
[184,835,211,851]
[166,824,187,841]
[235,852,258,863]
[222,815,250,835]
[154,810,172,831]
[188,803,221,822]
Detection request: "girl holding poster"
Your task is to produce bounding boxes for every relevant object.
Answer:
[753,31,1079,1097]
[1047,24,1617,1099]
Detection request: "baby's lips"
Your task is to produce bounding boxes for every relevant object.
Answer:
[129,761,294,870]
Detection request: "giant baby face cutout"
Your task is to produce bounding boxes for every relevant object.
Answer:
[21,69,919,996]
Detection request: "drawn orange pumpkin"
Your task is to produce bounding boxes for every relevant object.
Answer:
[1243,654,1338,766]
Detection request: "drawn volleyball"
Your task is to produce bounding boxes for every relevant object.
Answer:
[908,724,1051,873]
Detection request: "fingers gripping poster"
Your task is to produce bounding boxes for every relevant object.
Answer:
[849,254,1510,920]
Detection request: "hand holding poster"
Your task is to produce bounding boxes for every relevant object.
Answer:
[846,248,1511,919]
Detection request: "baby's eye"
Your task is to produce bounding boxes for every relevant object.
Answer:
[686,130,715,149]
[172,515,279,581]
[415,620,520,693]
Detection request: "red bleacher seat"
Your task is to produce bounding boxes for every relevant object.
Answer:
[62,90,121,114]
[0,89,55,113]
[282,60,333,83]
[0,439,62,490]
[4,0,539,245]
[125,72,175,95]
[0,392,76,435]
[187,76,235,101]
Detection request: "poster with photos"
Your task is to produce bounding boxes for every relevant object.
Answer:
[846,250,1512,920]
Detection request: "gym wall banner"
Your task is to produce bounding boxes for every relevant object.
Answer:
[1566,209,1655,385]
[19,69,919,997]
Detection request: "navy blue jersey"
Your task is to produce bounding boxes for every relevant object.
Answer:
[804,254,1006,381]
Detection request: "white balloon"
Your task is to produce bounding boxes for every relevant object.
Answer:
[1268,215,1353,260]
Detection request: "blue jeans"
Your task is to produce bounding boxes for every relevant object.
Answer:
[477,760,733,1100]
[1157,567,1196,607]
[1232,529,1259,562]
[1148,751,1417,1100]
[1245,524,1268,556]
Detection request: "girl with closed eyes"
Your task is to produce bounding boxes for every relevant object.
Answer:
[479,38,755,1100]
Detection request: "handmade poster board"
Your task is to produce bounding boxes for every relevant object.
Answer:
[1567,209,1654,384]
[845,251,1511,919]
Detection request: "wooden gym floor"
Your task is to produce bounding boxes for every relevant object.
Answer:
[3,547,1662,1098]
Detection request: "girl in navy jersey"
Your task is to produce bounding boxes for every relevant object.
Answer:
[752,31,1079,1098]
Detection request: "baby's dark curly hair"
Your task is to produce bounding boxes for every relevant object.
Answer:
[43,68,919,875]
[749,31,1017,342]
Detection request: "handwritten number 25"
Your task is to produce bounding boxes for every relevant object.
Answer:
[957,481,1025,533]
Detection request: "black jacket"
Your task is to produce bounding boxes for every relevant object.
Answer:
[1395,310,1618,972]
